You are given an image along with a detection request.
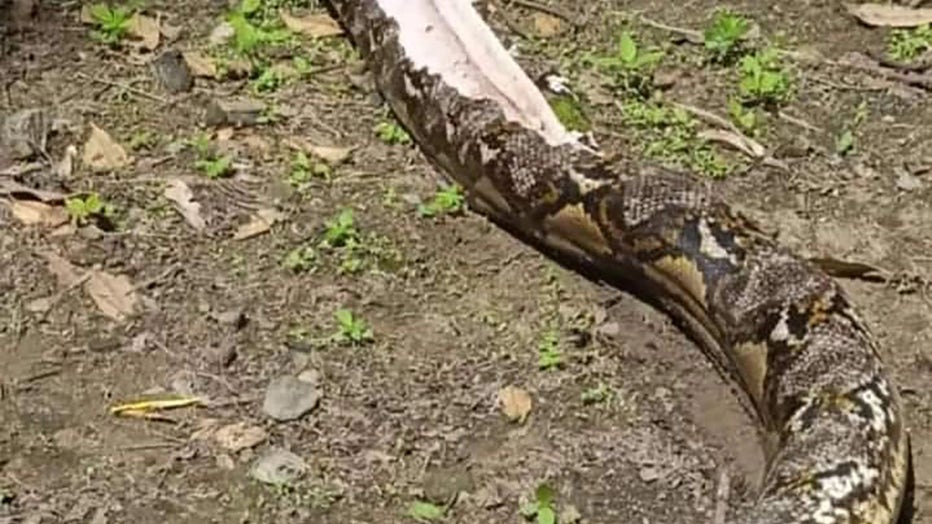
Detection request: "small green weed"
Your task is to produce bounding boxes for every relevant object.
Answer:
[282,245,317,273]
[320,208,358,249]
[835,101,869,157]
[581,383,613,405]
[375,120,412,145]
[737,48,792,107]
[195,155,234,179]
[87,3,133,46]
[588,30,664,96]
[417,184,465,218]
[406,501,445,522]
[289,151,332,188]
[727,98,759,135]
[519,483,558,524]
[65,193,113,226]
[332,309,373,345]
[538,327,562,370]
[548,92,592,132]
[887,24,932,62]
[703,9,750,63]
[620,99,729,178]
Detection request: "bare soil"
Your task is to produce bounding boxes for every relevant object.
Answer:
[1,1,931,523]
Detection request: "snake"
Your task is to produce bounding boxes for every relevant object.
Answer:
[321,1,911,522]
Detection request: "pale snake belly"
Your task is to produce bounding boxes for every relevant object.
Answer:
[321,1,911,522]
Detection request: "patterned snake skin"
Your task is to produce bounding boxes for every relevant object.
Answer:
[323,1,911,522]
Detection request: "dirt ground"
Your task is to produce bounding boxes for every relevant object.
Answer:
[1,1,931,523]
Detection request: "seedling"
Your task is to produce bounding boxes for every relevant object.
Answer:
[417,184,465,218]
[887,24,932,62]
[519,483,558,524]
[195,155,234,179]
[703,9,750,63]
[587,30,664,96]
[332,309,373,345]
[289,151,331,188]
[87,3,133,46]
[375,120,412,145]
[538,327,562,370]
[835,101,869,157]
[406,501,445,522]
[282,245,317,273]
[65,193,113,226]
[737,48,792,107]
[727,98,759,135]
[226,0,293,56]
[320,208,358,249]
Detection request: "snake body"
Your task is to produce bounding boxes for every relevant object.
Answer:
[323,1,910,522]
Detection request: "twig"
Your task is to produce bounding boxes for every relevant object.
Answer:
[713,469,731,524]
[638,15,704,44]
[507,0,575,23]
[835,57,932,91]
[75,72,169,103]
[778,111,823,134]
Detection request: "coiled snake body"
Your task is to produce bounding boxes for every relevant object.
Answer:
[323,1,910,522]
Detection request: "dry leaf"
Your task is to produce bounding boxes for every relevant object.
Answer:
[163,179,206,231]
[128,13,160,50]
[40,251,82,288]
[285,138,354,164]
[0,179,67,202]
[497,385,532,423]
[845,3,932,27]
[82,123,131,172]
[85,269,138,321]
[183,51,219,78]
[78,4,95,24]
[280,12,344,37]
[7,200,69,227]
[233,208,285,240]
[212,422,268,452]
[532,12,563,37]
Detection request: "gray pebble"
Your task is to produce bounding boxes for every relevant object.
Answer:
[262,374,321,421]
[250,447,307,485]
[151,49,193,93]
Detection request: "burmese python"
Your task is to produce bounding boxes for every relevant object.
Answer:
[322,1,911,522]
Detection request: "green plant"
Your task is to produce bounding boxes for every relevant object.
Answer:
[581,383,613,405]
[332,309,373,345]
[737,48,792,106]
[620,99,729,178]
[538,327,562,370]
[375,120,412,145]
[703,9,750,63]
[195,155,234,179]
[887,24,932,61]
[87,3,133,45]
[406,501,445,522]
[226,0,293,55]
[320,208,358,248]
[835,101,869,157]
[282,245,317,272]
[417,184,465,217]
[587,30,664,96]
[519,483,557,524]
[65,193,113,225]
[289,151,331,187]
[727,98,759,135]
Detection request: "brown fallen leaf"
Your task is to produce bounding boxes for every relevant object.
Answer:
[6,199,69,227]
[40,251,83,288]
[845,3,932,27]
[497,385,532,423]
[285,138,354,164]
[82,123,131,172]
[233,208,285,240]
[128,13,160,50]
[0,179,67,202]
[280,12,344,38]
[163,178,206,231]
[532,12,563,37]
[182,51,219,78]
[85,269,138,321]
[212,422,268,452]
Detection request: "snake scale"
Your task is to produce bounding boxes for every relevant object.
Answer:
[322,1,911,522]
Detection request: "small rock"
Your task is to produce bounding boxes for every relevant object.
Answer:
[262,374,322,421]
[595,321,621,338]
[639,465,660,483]
[213,422,267,452]
[250,447,307,485]
[209,21,235,46]
[896,169,922,191]
[151,49,194,93]
[205,98,267,127]
[1,108,50,159]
